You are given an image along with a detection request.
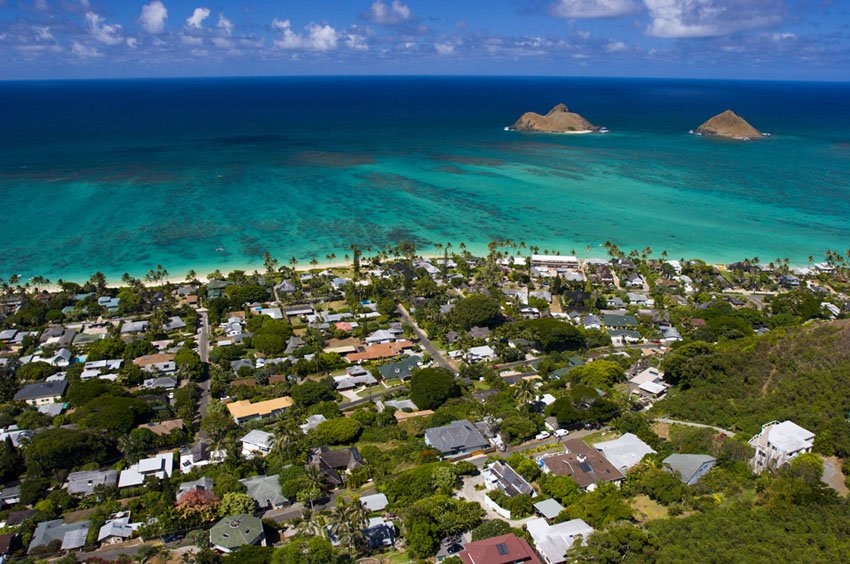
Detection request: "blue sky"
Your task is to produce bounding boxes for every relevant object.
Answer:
[1,0,848,80]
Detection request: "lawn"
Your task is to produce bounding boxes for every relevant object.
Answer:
[630,494,669,523]
[582,430,620,445]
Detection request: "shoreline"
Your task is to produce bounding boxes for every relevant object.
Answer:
[15,249,819,291]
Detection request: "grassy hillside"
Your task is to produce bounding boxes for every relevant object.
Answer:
[657,320,850,453]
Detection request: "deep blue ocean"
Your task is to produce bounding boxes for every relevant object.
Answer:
[1,76,849,281]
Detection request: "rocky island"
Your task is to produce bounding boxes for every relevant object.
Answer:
[694,109,764,140]
[508,103,600,133]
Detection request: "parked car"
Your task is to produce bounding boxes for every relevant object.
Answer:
[553,428,569,438]
[534,431,551,440]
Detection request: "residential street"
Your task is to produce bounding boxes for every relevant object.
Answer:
[397,303,456,374]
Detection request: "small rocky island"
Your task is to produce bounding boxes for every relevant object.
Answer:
[508,103,600,133]
[693,109,764,140]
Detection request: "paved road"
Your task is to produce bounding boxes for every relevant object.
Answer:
[196,309,212,438]
[467,428,599,469]
[653,418,736,437]
[397,304,456,374]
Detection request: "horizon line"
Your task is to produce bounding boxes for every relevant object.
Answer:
[2,73,849,85]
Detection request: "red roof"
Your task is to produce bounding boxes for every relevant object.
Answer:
[460,533,542,564]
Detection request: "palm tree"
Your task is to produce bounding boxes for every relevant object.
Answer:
[303,464,327,510]
[330,500,368,556]
[274,419,301,464]
[513,378,537,405]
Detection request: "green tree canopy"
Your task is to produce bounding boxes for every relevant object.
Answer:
[410,367,459,410]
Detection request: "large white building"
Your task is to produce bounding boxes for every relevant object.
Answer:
[748,420,815,474]
[531,255,580,269]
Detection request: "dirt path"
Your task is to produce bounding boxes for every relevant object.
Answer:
[822,456,849,497]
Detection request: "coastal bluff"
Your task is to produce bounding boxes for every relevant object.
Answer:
[508,103,599,133]
[694,110,763,140]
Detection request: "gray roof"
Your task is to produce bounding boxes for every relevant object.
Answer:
[486,461,534,497]
[534,498,566,520]
[663,454,717,484]
[425,419,489,455]
[67,469,118,497]
[240,475,287,509]
[378,356,420,380]
[14,380,67,401]
[360,493,388,512]
[594,433,656,472]
[209,514,265,551]
[28,519,90,554]
[178,476,214,498]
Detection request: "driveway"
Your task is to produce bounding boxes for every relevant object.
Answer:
[457,474,536,527]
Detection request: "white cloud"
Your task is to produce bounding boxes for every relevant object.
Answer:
[217,14,233,36]
[33,25,53,41]
[272,19,339,51]
[186,7,210,29]
[71,41,102,57]
[345,33,368,50]
[606,40,627,51]
[644,0,783,38]
[367,0,412,24]
[139,0,168,34]
[434,42,454,55]
[770,32,796,41]
[211,36,233,48]
[126,37,138,48]
[85,11,123,45]
[552,0,639,18]
[181,34,203,45]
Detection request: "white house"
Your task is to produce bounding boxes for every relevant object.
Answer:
[240,430,275,459]
[526,517,594,564]
[118,452,174,488]
[467,345,496,363]
[749,420,815,474]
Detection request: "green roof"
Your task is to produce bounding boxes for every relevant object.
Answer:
[209,514,264,551]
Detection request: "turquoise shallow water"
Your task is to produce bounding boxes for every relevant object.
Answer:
[0,76,849,281]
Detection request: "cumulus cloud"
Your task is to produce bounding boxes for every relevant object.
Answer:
[126,37,138,48]
[367,0,412,24]
[211,36,233,48]
[181,34,203,45]
[645,0,784,38]
[552,0,639,18]
[606,40,627,51]
[86,11,123,45]
[217,14,233,36]
[33,25,53,41]
[272,19,338,51]
[186,7,210,29]
[345,33,368,50]
[434,42,454,55]
[71,41,102,57]
[139,1,168,34]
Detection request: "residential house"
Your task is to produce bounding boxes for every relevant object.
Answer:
[531,255,580,269]
[483,461,535,497]
[0,426,34,447]
[608,329,643,346]
[142,377,178,391]
[28,519,91,555]
[210,514,266,553]
[240,430,275,458]
[663,454,717,485]
[20,347,72,368]
[164,316,187,331]
[424,419,489,458]
[361,517,396,550]
[533,498,565,521]
[582,315,602,331]
[121,320,149,334]
[526,518,593,564]
[308,447,364,487]
[749,420,815,474]
[602,314,638,329]
[179,441,223,472]
[177,477,214,498]
[366,329,397,345]
[299,414,327,433]
[240,475,288,510]
[593,433,656,473]
[97,513,140,544]
[39,326,76,348]
[360,493,389,513]
[459,533,542,564]
[13,380,67,406]
[628,367,669,400]
[346,340,413,363]
[377,356,420,381]
[467,345,496,363]
[227,396,294,425]
[333,371,378,391]
[537,440,625,490]
[118,452,174,488]
[468,326,491,340]
[66,470,118,497]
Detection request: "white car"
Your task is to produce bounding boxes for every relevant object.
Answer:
[534,431,551,440]
[553,429,569,438]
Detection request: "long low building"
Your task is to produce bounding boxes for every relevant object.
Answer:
[227,396,294,425]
